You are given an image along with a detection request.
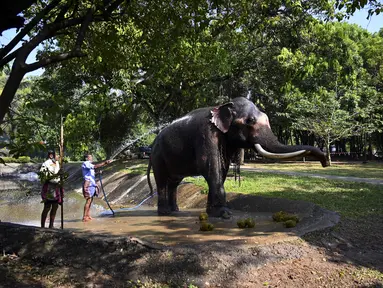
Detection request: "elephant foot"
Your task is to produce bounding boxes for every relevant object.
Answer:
[158,197,172,215]
[171,205,179,212]
[206,206,232,219]
[157,207,172,216]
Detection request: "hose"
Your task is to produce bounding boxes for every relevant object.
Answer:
[98,170,157,214]
[98,171,115,216]
[115,192,157,211]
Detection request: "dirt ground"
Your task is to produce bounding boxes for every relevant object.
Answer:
[0,162,382,287]
[1,207,382,287]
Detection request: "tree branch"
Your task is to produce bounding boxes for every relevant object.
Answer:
[25,51,86,72]
[75,8,94,50]
[19,16,89,62]
[0,47,21,68]
[0,0,61,62]
[8,107,47,126]
[54,3,71,23]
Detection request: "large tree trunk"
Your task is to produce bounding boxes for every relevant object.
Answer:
[0,64,26,123]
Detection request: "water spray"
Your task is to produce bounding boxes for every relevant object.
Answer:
[109,122,169,160]
[98,122,169,215]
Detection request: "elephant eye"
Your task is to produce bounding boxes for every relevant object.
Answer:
[246,117,256,125]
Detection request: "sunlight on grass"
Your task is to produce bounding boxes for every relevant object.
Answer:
[103,159,149,174]
[185,172,383,218]
[120,164,149,175]
[111,159,383,218]
[244,161,383,179]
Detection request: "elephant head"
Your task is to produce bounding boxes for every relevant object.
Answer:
[211,97,329,167]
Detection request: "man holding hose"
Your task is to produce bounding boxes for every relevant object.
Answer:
[82,153,111,222]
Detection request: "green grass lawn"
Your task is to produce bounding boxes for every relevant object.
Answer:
[185,171,383,218]
[110,159,383,218]
[243,161,383,180]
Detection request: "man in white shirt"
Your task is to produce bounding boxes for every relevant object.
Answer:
[40,150,63,228]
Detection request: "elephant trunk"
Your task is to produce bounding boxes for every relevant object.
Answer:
[254,126,329,167]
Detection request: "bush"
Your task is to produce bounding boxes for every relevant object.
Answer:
[1,156,31,163]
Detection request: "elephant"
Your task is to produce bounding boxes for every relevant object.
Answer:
[147,97,329,218]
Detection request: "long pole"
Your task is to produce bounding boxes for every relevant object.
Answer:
[60,114,64,229]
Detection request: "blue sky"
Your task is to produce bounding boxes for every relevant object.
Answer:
[345,8,383,33]
[0,8,382,77]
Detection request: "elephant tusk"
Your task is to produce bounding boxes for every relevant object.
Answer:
[254,144,308,159]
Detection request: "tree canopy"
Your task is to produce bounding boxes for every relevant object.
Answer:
[1,0,382,162]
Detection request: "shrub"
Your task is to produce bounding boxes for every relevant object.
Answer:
[1,156,31,163]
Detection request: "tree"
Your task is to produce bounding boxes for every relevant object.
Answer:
[275,22,374,164]
[290,89,355,165]
[335,0,382,18]
[354,29,383,159]
[0,0,127,123]
[49,0,336,125]
[3,0,343,159]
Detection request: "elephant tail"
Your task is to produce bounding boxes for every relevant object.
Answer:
[147,157,154,195]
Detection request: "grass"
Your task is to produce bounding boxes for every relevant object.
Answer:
[185,171,383,218]
[106,159,383,218]
[103,158,149,174]
[244,161,383,179]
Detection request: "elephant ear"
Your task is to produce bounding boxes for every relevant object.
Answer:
[210,102,234,133]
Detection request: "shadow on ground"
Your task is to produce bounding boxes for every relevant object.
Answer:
[1,160,382,287]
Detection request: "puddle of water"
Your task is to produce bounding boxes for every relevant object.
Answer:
[63,207,296,245]
[0,191,106,228]
[0,188,297,246]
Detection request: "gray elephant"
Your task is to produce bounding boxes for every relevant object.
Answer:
[147,97,329,218]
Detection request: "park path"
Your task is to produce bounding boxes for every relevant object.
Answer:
[239,166,383,185]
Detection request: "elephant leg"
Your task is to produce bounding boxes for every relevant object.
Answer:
[168,178,182,212]
[153,161,171,216]
[157,185,171,215]
[204,166,232,218]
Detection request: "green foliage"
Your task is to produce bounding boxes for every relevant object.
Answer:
[335,0,382,18]
[1,156,31,163]
[274,22,383,160]
[6,140,46,159]
[1,1,383,161]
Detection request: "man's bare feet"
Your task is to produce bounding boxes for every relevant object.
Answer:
[82,217,91,222]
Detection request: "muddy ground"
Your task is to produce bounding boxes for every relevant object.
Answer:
[0,161,382,287]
